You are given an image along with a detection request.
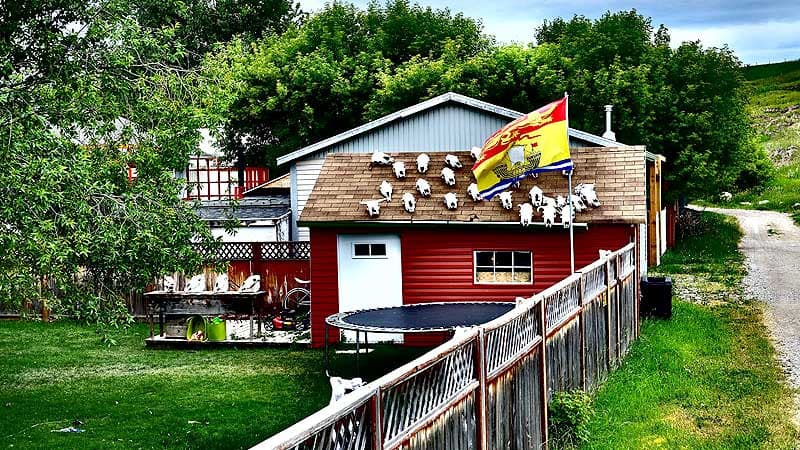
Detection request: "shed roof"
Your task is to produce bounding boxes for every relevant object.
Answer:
[197,196,290,223]
[300,147,647,226]
[277,92,625,166]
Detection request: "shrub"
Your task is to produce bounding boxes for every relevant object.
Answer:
[548,390,593,449]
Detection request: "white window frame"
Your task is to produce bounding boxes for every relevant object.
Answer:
[351,242,389,259]
[473,250,533,285]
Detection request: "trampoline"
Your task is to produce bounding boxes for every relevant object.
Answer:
[324,302,516,374]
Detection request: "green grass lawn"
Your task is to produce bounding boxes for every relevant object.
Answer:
[582,211,798,449]
[0,322,425,449]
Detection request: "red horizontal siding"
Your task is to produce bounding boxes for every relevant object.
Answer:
[309,229,340,346]
[310,225,635,347]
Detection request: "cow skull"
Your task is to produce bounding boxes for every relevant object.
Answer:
[401,192,416,213]
[416,178,432,197]
[416,153,430,173]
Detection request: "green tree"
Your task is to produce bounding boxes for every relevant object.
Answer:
[131,0,303,66]
[207,0,491,168]
[366,10,768,197]
[1,0,219,327]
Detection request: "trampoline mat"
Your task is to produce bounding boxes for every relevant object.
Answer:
[329,302,515,332]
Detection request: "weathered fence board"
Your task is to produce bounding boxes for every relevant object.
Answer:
[254,242,640,450]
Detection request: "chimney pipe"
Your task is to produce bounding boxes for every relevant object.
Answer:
[602,104,616,141]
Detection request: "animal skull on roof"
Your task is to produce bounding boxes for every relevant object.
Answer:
[371,151,394,166]
[392,161,406,179]
[441,167,456,186]
[416,178,432,197]
[445,154,462,169]
[379,180,393,201]
[416,153,430,173]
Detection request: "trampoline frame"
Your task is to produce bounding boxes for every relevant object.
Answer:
[324,301,516,375]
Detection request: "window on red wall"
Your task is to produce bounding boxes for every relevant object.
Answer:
[474,250,533,284]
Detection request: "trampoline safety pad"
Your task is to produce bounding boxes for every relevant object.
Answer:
[325,302,516,334]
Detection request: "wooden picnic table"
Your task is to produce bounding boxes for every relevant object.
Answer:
[144,290,267,340]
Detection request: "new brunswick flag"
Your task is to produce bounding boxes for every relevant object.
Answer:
[471,97,572,199]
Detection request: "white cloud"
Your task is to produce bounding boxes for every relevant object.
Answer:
[670,20,800,64]
[294,1,800,64]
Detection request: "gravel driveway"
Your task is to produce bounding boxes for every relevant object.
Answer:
[700,207,800,390]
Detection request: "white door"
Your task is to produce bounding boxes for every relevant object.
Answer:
[337,234,403,343]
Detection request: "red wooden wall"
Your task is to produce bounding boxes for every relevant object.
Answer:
[229,259,310,311]
[310,224,636,347]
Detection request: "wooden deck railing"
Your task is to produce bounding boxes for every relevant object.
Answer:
[252,242,639,450]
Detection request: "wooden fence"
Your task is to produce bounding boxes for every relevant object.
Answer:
[252,242,639,450]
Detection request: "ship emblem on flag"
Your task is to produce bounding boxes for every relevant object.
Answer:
[471,97,572,199]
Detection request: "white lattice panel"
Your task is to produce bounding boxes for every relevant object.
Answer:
[545,278,581,331]
[381,342,476,444]
[484,305,541,377]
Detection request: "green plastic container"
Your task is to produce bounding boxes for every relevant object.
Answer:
[185,315,207,341]
[206,318,227,342]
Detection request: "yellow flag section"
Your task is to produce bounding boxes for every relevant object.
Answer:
[471,97,572,200]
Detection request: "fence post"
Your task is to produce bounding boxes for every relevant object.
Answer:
[634,231,641,338]
[616,280,622,360]
[372,388,383,449]
[476,329,488,450]
[578,271,587,392]
[539,297,549,449]
[605,261,613,370]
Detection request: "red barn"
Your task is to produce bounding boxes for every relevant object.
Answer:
[300,146,648,347]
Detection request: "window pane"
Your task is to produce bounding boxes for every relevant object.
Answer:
[370,243,387,256]
[514,269,532,283]
[475,251,494,266]
[514,251,531,267]
[475,267,494,282]
[495,251,512,266]
[495,267,514,283]
[353,244,370,256]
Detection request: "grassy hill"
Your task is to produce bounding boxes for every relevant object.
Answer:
[712,60,800,223]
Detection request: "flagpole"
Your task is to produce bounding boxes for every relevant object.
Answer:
[566,92,575,274]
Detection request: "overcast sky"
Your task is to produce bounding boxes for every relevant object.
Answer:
[298,0,800,65]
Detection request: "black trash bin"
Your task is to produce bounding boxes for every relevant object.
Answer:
[641,276,673,319]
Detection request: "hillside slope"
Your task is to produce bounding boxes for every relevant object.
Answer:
[744,60,800,165]
[715,60,800,223]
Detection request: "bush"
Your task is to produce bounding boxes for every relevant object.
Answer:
[734,145,776,190]
[548,390,593,449]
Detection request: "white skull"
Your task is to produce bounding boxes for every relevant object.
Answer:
[213,273,229,292]
[444,192,458,209]
[392,161,406,179]
[360,199,387,217]
[379,180,393,201]
[441,167,456,186]
[538,204,557,228]
[467,183,481,201]
[401,192,416,213]
[416,153,430,173]
[470,146,482,160]
[371,151,394,166]
[185,274,205,292]
[416,178,432,197]
[519,203,534,227]
[498,191,513,210]
[445,154,463,169]
[239,275,261,292]
[529,186,544,206]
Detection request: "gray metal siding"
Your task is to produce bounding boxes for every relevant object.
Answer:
[308,104,509,158]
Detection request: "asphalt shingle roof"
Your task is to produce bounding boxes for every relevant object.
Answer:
[300,147,647,225]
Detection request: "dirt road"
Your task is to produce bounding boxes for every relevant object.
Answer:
[701,207,800,389]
